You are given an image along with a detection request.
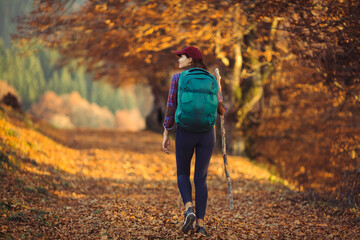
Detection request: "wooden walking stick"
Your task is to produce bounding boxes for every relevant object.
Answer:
[215,68,234,210]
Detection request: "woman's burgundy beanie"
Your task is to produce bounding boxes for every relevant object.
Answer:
[174,46,202,60]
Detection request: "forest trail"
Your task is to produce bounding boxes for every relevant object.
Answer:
[0,111,359,239]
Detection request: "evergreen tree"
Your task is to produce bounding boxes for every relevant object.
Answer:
[38,48,60,82]
[11,50,25,95]
[85,74,93,102]
[95,82,114,109]
[25,54,46,97]
[90,81,99,104]
[22,71,36,109]
[59,67,73,94]
[124,91,136,110]
[47,71,61,94]
[0,38,7,79]
[1,46,13,86]
[114,88,125,110]
[72,66,88,99]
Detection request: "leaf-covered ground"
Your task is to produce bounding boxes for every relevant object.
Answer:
[0,109,359,239]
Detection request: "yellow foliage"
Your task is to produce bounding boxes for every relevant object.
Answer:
[95,4,107,12]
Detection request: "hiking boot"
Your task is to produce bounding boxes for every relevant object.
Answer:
[182,207,196,233]
[195,225,207,237]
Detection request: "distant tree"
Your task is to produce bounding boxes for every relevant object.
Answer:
[58,67,73,94]
[0,39,6,75]
[96,83,114,110]
[124,90,136,110]
[113,89,125,111]
[47,71,61,95]
[72,66,88,99]
[89,81,100,106]
[26,54,46,97]
[23,71,37,109]
[38,48,60,82]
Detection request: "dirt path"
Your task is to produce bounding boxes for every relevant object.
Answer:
[1,116,359,239]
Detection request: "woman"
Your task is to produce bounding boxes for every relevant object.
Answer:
[162,46,225,236]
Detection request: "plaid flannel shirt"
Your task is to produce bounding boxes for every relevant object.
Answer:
[163,73,180,130]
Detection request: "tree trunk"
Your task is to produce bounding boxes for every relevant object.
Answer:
[232,41,243,106]
[145,71,170,133]
[236,17,281,128]
[145,106,164,132]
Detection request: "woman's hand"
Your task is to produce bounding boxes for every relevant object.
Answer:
[162,129,171,154]
[218,101,226,116]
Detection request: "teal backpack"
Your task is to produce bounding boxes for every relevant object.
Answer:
[175,68,219,132]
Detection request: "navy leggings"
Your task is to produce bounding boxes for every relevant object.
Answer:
[175,126,215,219]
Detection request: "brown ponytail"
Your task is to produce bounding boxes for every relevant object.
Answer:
[184,54,208,70]
[192,58,208,70]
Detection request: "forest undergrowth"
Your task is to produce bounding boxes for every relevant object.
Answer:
[0,105,359,239]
